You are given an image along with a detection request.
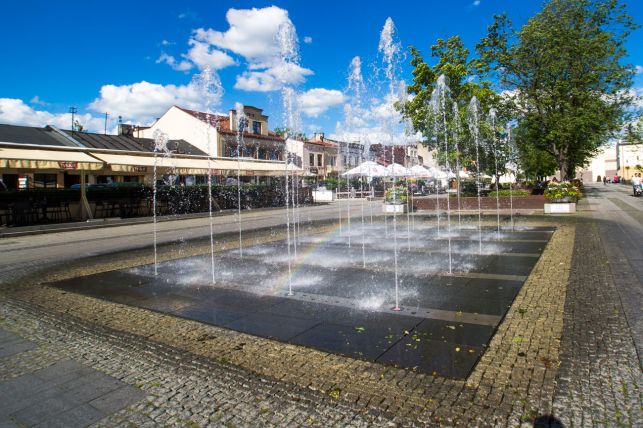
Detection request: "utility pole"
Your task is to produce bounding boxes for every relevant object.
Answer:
[69,106,77,131]
[104,112,109,135]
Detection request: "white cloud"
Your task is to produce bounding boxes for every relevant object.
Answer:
[298,88,345,117]
[168,7,312,92]
[303,36,312,44]
[473,0,481,6]
[29,95,48,106]
[184,39,236,71]
[156,53,193,72]
[88,81,211,124]
[235,63,312,92]
[636,65,643,74]
[0,98,104,132]
[196,7,290,67]
[160,39,174,46]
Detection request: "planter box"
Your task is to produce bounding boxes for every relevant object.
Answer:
[383,203,407,213]
[312,189,335,202]
[544,202,576,214]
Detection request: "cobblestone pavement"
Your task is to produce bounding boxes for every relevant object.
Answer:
[551,184,642,428]
[0,196,641,426]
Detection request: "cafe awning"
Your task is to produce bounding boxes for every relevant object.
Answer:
[90,152,303,176]
[0,147,104,171]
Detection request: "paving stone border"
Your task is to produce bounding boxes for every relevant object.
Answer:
[0,217,583,426]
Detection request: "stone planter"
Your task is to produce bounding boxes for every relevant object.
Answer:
[383,203,407,213]
[544,202,576,214]
[312,189,335,202]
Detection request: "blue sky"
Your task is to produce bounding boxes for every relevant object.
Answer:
[0,0,641,137]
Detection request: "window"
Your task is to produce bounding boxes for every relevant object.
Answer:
[329,156,335,167]
[317,154,323,166]
[33,174,57,189]
[309,153,315,166]
[238,118,248,132]
[252,121,261,134]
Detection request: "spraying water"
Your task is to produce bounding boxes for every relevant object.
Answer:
[277,19,301,296]
[152,129,170,276]
[234,102,245,258]
[467,97,483,254]
[489,108,500,240]
[507,126,516,231]
[452,101,463,228]
[431,75,453,274]
[191,66,223,283]
[378,17,403,311]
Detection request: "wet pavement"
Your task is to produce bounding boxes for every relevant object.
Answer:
[49,223,552,379]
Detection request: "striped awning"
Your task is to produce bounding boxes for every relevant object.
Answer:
[89,152,304,176]
[0,147,104,170]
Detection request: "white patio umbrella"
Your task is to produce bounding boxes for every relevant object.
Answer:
[428,167,447,179]
[386,163,412,177]
[409,165,433,178]
[342,161,389,177]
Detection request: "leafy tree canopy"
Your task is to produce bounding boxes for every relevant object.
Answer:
[477,0,639,179]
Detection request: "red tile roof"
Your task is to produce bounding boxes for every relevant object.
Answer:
[176,105,284,142]
[306,139,338,148]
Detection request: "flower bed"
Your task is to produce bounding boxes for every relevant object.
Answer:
[543,181,581,203]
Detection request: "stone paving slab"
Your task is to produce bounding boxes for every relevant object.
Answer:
[0,356,144,427]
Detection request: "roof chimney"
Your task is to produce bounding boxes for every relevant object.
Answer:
[118,123,135,136]
[314,132,325,142]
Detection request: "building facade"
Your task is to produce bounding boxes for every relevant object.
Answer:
[139,105,285,161]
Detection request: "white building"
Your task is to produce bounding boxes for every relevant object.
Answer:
[139,105,284,161]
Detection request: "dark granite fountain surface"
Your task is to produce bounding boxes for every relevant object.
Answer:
[50,223,553,379]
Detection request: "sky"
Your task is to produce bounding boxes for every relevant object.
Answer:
[0,0,641,139]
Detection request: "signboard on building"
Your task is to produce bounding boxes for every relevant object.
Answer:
[58,161,78,170]
[132,166,147,173]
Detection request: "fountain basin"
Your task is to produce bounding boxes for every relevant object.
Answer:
[48,219,554,379]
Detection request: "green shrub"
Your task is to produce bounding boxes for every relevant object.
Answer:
[488,189,531,197]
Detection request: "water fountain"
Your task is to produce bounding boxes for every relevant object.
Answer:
[192,65,223,284]
[431,75,453,274]
[152,129,170,276]
[489,108,501,240]
[467,96,483,254]
[378,17,403,311]
[234,102,246,258]
[452,101,463,228]
[277,18,303,296]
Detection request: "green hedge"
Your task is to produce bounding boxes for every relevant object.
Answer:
[0,184,311,216]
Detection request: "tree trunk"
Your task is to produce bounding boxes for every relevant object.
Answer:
[558,155,568,181]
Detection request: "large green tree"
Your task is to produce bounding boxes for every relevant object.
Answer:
[477,0,638,179]
[400,36,513,186]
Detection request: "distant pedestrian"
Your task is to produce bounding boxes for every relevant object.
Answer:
[603,176,607,186]
[632,173,642,194]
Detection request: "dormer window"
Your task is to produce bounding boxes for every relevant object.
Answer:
[252,121,261,134]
